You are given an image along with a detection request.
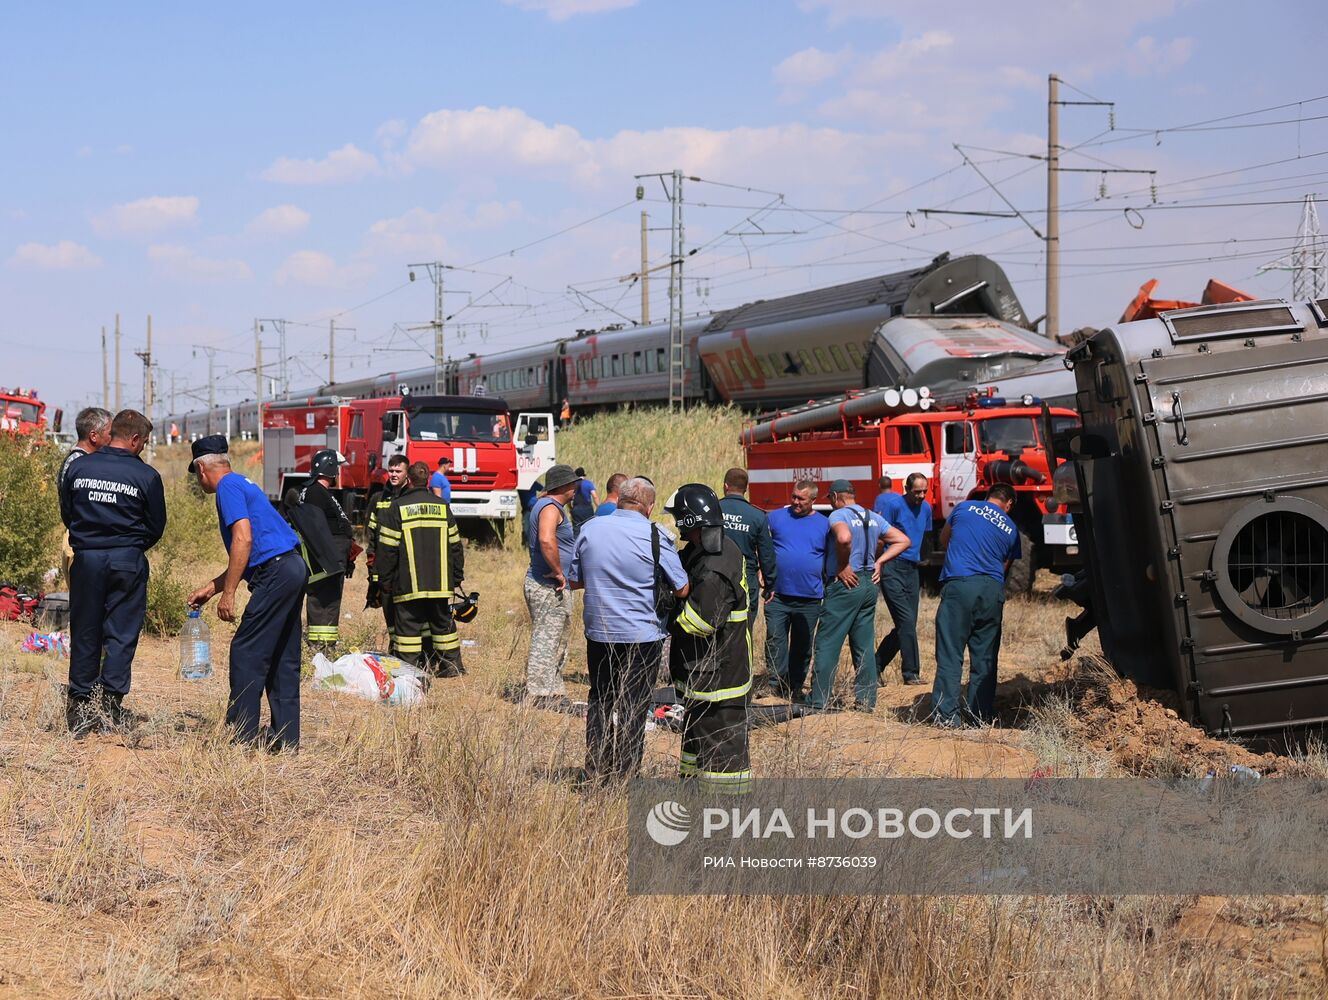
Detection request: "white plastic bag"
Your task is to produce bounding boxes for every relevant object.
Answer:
[312,651,397,701]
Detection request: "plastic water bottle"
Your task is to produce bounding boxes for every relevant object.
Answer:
[180,610,213,680]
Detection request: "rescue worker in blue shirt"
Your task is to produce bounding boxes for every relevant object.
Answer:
[718,467,777,637]
[931,483,1021,727]
[874,472,933,685]
[187,436,307,751]
[428,456,452,502]
[763,479,829,701]
[808,480,909,711]
[61,409,165,736]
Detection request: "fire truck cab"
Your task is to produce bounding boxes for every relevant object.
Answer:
[0,387,55,438]
[744,389,1080,591]
[262,393,556,525]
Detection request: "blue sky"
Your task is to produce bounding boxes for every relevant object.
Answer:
[3,0,1325,415]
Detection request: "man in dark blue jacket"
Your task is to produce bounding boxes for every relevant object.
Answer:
[60,409,166,735]
[718,467,776,635]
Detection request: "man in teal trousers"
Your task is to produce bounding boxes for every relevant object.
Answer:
[808,480,909,711]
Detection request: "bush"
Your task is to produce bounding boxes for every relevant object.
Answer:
[145,569,189,638]
[0,436,63,589]
[143,478,227,637]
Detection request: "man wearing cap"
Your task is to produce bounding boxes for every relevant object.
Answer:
[522,463,580,710]
[187,436,307,750]
[299,449,353,649]
[808,480,909,711]
[429,456,452,502]
[62,409,166,735]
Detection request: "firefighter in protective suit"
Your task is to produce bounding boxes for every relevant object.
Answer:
[366,454,409,643]
[375,461,466,677]
[299,449,353,648]
[665,483,752,795]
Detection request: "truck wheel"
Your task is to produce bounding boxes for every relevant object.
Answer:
[1005,530,1035,596]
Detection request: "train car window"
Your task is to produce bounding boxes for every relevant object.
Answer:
[644,350,654,373]
[797,349,818,375]
[813,347,832,373]
[828,346,849,372]
[612,355,621,377]
[656,347,666,371]
[633,351,642,375]
[754,355,774,379]
[769,353,786,376]
[845,342,865,370]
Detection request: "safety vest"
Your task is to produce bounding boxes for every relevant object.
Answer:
[376,486,464,602]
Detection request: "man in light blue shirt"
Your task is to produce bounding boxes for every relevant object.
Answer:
[875,472,933,685]
[809,480,908,711]
[570,476,689,781]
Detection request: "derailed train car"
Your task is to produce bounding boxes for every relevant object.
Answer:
[162,252,1076,436]
[1065,298,1328,735]
[697,252,1059,407]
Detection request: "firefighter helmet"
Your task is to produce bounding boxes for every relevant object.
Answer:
[452,589,479,624]
[665,483,723,531]
[311,449,346,478]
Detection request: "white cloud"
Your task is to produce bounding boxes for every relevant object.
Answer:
[260,143,381,184]
[401,106,590,177]
[1124,35,1196,76]
[395,105,917,191]
[859,31,954,82]
[362,200,523,260]
[8,240,103,270]
[275,249,371,287]
[375,118,408,149]
[796,0,892,26]
[147,244,252,283]
[246,204,311,237]
[92,195,199,237]
[500,0,638,20]
[773,46,850,87]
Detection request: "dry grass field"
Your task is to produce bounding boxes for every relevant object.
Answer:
[1,408,1326,998]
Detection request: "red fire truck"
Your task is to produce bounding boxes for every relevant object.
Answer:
[0,387,57,438]
[261,393,556,525]
[742,387,1080,591]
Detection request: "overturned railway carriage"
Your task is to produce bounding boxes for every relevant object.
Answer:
[1068,298,1328,735]
[698,253,1048,407]
[161,252,1074,435]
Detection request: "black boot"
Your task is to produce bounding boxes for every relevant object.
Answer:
[66,694,98,739]
[101,691,138,731]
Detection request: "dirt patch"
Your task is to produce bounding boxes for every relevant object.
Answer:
[1022,655,1295,778]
